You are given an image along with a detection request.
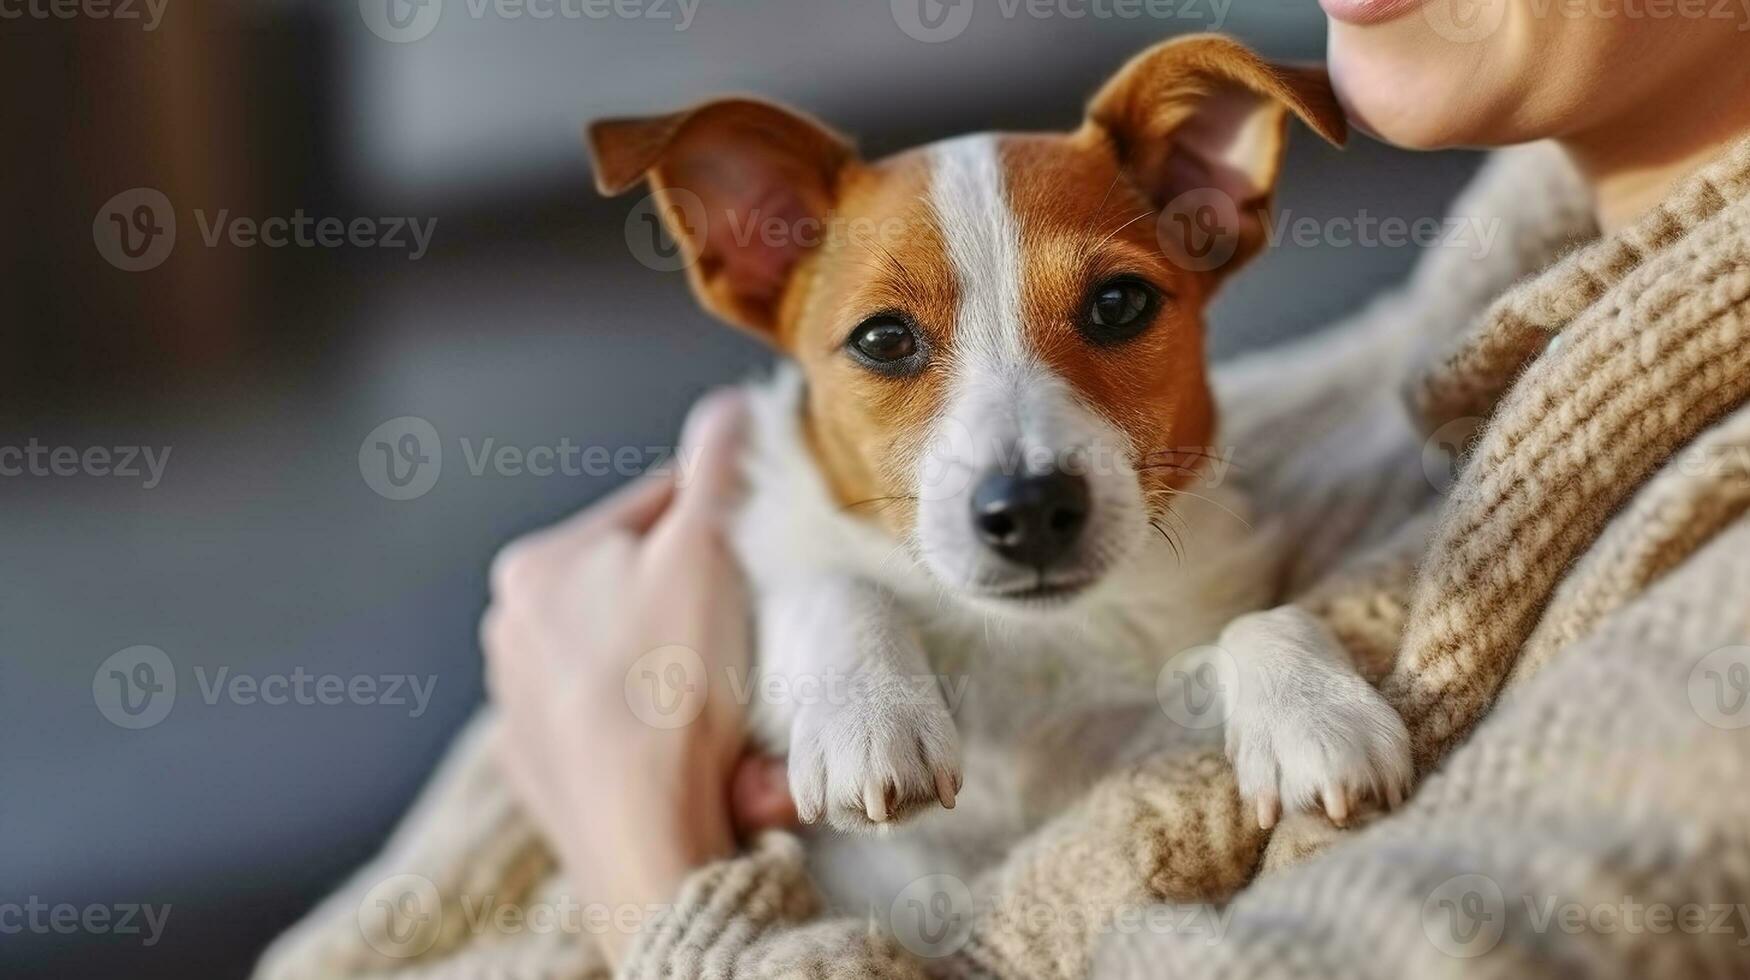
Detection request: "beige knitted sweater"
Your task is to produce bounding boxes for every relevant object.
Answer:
[256,137,1750,980]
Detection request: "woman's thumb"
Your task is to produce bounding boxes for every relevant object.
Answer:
[731,755,800,835]
[673,388,749,518]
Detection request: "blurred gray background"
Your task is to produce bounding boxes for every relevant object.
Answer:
[2,2,1481,975]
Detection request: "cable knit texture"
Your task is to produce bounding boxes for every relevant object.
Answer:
[1386,135,1750,773]
[254,137,1750,980]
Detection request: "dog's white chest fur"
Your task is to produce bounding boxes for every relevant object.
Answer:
[727,368,1279,912]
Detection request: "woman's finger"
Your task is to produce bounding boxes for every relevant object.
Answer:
[492,473,675,598]
[568,469,678,538]
[480,602,542,701]
[730,755,800,835]
[668,388,749,523]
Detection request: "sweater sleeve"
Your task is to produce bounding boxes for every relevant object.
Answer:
[1093,517,1750,980]
[613,748,1267,980]
[617,833,929,980]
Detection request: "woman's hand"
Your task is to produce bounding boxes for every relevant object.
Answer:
[481,390,796,964]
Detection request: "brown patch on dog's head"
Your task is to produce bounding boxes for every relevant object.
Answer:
[589,101,964,534]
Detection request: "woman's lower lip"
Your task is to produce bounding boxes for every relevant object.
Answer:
[1318,0,1431,25]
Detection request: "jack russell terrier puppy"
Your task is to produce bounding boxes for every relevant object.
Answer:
[588,35,1413,909]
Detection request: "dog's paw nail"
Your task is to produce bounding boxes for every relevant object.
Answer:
[1256,792,1280,830]
[864,779,890,823]
[1323,787,1350,825]
[934,768,958,809]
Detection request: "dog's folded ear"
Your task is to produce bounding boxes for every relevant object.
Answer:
[588,99,856,340]
[1086,34,1347,277]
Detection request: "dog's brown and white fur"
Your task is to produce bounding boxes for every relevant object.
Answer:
[590,36,1413,912]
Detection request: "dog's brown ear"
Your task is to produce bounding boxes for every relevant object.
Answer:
[1086,34,1346,277]
[588,98,856,341]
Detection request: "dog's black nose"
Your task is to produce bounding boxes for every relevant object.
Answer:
[971,468,1091,568]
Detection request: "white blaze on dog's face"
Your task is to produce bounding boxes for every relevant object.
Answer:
[590,35,1344,611]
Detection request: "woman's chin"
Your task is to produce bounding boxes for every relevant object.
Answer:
[1331,88,1455,151]
[1327,30,1489,151]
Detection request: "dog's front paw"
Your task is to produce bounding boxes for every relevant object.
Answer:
[1220,607,1413,830]
[788,684,962,832]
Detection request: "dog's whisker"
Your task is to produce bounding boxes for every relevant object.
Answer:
[842,494,919,514]
[1144,447,1245,470]
[1136,462,1204,478]
[1088,170,1123,231]
[1148,519,1183,565]
[1148,504,1189,532]
[1157,486,1253,530]
[1090,209,1154,253]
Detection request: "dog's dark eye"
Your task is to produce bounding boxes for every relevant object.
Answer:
[847,316,923,373]
[1082,277,1161,344]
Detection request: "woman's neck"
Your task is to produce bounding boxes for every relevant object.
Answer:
[1561,54,1750,234]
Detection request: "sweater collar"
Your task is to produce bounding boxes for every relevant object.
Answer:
[1409,133,1750,438]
